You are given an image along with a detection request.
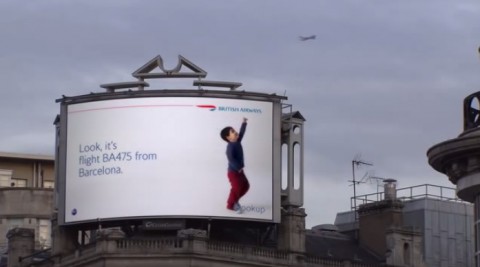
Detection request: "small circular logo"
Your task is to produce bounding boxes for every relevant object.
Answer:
[71,208,77,216]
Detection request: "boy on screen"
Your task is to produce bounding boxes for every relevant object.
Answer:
[220,117,250,214]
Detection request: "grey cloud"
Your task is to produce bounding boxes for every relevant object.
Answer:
[1,0,479,225]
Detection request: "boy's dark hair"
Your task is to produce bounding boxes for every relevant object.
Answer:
[220,126,233,142]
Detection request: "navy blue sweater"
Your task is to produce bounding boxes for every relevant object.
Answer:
[226,122,247,172]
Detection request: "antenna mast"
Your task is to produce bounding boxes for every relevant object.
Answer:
[349,155,373,221]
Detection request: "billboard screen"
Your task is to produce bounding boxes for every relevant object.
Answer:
[64,97,274,223]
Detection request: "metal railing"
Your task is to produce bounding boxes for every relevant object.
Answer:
[351,184,464,211]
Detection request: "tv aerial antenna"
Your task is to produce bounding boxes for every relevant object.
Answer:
[348,154,373,221]
[368,175,389,201]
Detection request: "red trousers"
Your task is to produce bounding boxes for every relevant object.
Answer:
[226,170,250,209]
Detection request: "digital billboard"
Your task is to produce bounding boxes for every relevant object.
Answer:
[64,97,274,223]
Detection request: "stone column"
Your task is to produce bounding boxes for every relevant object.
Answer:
[277,207,306,254]
[428,132,480,267]
[178,228,207,254]
[50,212,78,257]
[7,228,34,267]
[95,228,125,253]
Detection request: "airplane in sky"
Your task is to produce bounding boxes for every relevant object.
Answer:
[299,35,316,41]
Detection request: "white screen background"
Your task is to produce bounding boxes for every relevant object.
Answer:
[65,97,273,223]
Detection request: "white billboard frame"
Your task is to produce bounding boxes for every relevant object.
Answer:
[55,90,284,225]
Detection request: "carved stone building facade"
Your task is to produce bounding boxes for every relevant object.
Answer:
[0,152,54,266]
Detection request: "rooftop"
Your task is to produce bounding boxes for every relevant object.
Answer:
[0,151,54,161]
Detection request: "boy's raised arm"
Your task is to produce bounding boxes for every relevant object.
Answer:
[238,117,248,142]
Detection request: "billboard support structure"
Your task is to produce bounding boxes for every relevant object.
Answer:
[100,55,243,92]
[281,109,305,208]
[278,108,306,253]
[52,55,308,257]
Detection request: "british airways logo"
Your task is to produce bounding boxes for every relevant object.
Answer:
[197,105,262,114]
[196,105,216,111]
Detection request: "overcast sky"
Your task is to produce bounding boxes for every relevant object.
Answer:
[1,0,480,228]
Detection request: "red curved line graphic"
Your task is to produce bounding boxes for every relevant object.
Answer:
[197,105,216,109]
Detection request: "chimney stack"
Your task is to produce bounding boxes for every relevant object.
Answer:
[383,179,397,200]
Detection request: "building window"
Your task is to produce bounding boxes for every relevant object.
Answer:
[11,178,27,187]
[7,219,23,230]
[38,219,51,248]
[0,176,9,187]
[43,181,55,189]
[0,169,13,187]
